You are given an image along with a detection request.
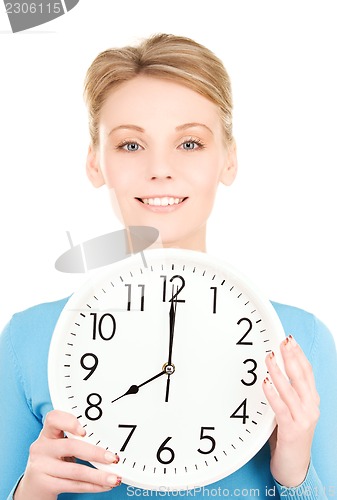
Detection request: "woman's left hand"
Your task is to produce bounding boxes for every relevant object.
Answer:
[263,335,320,487]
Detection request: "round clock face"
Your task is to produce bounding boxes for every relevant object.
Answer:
[48,248,285,491]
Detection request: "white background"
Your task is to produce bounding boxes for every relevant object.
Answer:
[0,0,336,344]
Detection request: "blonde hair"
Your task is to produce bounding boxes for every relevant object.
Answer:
[84,33,233,147]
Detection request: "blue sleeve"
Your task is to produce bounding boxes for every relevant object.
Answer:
[5,479,22,500]
[274,316,337,499]
[275,461,329,499]
[310,317,337,489]
[0,319,42,499]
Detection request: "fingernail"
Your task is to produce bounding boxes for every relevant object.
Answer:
[283,336,290,348]
[269,351,276,364]
[107,476,122,486]
[263,376,271,384]
[105,451,117,462]
[283,335,297,350]
[289,334,297,346]
[77,425,86,437]
[107,475,119,486]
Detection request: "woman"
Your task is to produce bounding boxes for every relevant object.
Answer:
[0,33,336,499]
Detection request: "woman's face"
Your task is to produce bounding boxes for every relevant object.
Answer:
[87,76,237,251]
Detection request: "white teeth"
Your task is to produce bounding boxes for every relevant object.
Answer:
[141,197,184,206]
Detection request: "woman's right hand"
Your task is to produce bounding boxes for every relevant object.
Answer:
[14,410,122,499]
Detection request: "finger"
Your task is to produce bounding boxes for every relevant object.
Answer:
[41,410,85,440]
[280,336,319,406]
[265,351,303,419]
[262,376,293,426]
[47,475,120,495]
[51,438,120,466]
[45,458,122,489]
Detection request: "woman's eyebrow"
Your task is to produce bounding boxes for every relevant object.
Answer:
[108,122,213,136]
[175,122,213,135]
[108,124,145,136]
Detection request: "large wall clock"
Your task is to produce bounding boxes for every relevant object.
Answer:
[48,248,285,491]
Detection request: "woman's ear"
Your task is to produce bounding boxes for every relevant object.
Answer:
[220,140,238,186]
[86,144,105,188]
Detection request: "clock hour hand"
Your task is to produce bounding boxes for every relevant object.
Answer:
[111,370,165,404]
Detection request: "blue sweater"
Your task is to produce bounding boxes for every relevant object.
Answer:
[0,298,336,499]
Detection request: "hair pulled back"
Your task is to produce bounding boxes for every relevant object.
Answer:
[84,33,233,147]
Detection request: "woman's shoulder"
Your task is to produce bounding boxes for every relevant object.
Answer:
[272,300,318,329]
[271,300,336,363]
[0,297,72,408]
[2,296,70,354]
[10,296,69,325]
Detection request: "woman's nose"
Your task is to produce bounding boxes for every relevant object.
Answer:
[150,172,172,180]
[147,152,174,180]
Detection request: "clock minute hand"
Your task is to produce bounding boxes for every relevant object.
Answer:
[168,293,177,366]
[165,289,178,403]
[111,370,165,404]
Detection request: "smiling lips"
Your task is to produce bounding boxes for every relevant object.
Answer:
[137,197,187,207]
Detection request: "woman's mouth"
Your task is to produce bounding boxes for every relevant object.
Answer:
[136,197,187,207]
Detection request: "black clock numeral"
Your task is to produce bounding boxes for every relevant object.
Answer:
[236,318,253,345]
[241,358,258,386]
[160,275,186,303]
[118,424,137,451]
[80,353,98,380]
[156,437,175,464]
[125,284,145,311]
[210,287,217,314]
[90,313,116,341]
[85,393,103,421]
[197,426,216,454]
[230,398,249,424]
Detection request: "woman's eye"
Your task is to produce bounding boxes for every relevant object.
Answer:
[119,142,142,152]
[180,140,204,151]
[125,142,139,152]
